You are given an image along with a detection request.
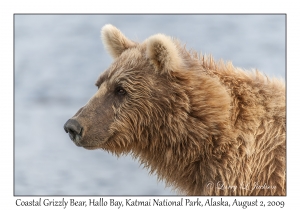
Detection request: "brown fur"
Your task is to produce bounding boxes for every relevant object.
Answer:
[65,24,286,195]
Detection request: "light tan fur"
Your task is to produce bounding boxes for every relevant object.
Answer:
[146,34,183,73]
[66,24,286,195]
[101,24,136,58]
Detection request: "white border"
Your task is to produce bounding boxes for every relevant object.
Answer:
[1,0,298,208]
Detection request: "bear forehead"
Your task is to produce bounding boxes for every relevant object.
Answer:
[115,46,145,65]
[96,47,147,87]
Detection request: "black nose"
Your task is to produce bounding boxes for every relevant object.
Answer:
[64,119,83,141]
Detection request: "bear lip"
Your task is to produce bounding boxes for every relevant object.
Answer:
[79,135,112,150]
[82,146,98,150]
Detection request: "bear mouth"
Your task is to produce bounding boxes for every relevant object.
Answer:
[75,136,110,150]
[82,146,99,150]
[72,138,99,150]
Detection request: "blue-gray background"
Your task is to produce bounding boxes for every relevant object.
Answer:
[14,14,285,195]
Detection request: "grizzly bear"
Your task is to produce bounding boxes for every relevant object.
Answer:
[64,24,286,196]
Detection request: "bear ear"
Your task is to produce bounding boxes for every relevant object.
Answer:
[146,34,183,74]
[101,24,136,59]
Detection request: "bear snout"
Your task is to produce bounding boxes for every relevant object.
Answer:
[64,119,83,145]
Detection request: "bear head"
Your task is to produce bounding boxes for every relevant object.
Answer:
[64,24,231,157]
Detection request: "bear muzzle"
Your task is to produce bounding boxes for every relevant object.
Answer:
[64,119,83,146]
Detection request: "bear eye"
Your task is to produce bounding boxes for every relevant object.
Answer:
[115,86,126,95]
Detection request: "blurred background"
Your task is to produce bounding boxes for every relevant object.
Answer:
[14,14,285,195]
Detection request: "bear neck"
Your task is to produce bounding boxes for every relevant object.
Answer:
[131,69,238,195]
[132,121,237,195]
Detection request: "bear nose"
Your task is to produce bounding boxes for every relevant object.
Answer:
[64,119,83,141]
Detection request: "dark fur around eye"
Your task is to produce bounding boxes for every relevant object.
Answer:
[115,86,126,95]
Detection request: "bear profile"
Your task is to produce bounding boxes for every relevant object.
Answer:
[64,24,286,195]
